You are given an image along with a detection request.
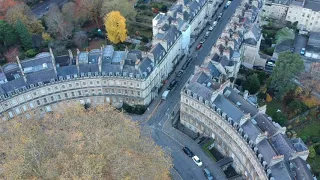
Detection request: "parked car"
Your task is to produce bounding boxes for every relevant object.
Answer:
[300,48,306,55]
[167,80,178,90]
[253,66,264,71]
[182,62,189,70]
[176,70,183,78]
[209,26,213,31]
[225,1,231,9]
[196,44,202,50]
[203,168,214,180]
[182,147,194,157]
[192,156,203,166]
[205,31,210,37]
[212,21,217,27]
[266,61,275,67]
[200,39,205,44]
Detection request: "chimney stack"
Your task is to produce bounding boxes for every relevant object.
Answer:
[16,56,27,82]
[49,48,57,77]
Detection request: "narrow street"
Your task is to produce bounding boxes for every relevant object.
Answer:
[130,0,242,179]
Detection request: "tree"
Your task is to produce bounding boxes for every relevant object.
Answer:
[101,0,137,21]
[45,4,73,39]
[0,104,172,179]
[309,146,317,159]
[15,20,33,50]
[5,3,44,34]
[104,11,127,44]
[62,2,78,25]
[272,111,287,126]
[244,73,261,94]
[266,93,272,102]
[288,99,308,115]
[269,52,304,99]
[0,20,18,47]
[275,27,295,44]
[4,47,19,62]
[76,0,104,28]
[0,0,18,19]
[74,31,88,48]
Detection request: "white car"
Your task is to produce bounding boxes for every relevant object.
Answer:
[192,156,203,166]
[205,31,210,37]
[209,26,213,31]
[212,21,217,27]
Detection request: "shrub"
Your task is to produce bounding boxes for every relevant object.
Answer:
[311,136,320,143]
[24,49,38,58]
[244,73,261,94]
[122,103,146,114]
[272,112,287,126]
[315,144,320,155]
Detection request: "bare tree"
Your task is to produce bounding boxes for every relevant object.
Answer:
[74,31,88,48]
[44,4,72,39]
[0,104,172,179]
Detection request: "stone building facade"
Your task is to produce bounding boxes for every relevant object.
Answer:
[0,0,222,121]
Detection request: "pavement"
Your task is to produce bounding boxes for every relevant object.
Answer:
[31,0,68,18]
[130,0,242,179]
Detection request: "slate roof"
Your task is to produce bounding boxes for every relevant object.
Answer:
[213,95,245,122]
[150,43,166,63]
[256,138,277,165]
[1,77,27,93]
[206,62,221,77]
[26,69,56,85]
[274,40,294,53]
[241,119,261,141]
[304,0,320,11]
[270,160,293,180]
[270,0,292,5]
[254,114,278,136]
[271,133,296,160]
[289,157,314,180]
[291,138,308,152]
[308,31,320,48]
[55,55,71,67]
[57,65,78,77]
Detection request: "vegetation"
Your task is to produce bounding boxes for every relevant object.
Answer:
[104,11,127,44]
[269,52,304,99]
[15,20,33,50]
[275,27,295,44]
[0,105,172,179]
[244,73,261,94]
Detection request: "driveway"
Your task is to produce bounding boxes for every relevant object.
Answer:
[294,34,307,54]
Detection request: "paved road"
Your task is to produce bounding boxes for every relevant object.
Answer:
[31,0,68,18]
[131,1,241,179]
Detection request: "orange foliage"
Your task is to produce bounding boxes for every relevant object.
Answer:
[301,95,320,108]
[266,93,272,102]
[0,0,18,19]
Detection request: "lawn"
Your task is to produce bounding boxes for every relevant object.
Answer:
[308,154,320,176]
[266,100,283,117]
[296,120,320,138]
[201,139,216,162]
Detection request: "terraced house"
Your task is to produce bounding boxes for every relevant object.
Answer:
[180,0,315,179]
[0,0,222,120]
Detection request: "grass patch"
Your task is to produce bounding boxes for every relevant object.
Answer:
[266,100,283,117]
[201,139,216,162]
[308,155,320,176]
[296,121,320,139]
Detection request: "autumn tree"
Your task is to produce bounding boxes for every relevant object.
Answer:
[104,11,128,44]
[15,20,33,50]
[101,0,137,21]
[5,3,44,34]
[0,20,18,47]
[0,0,18,19]
[62,2,78,25]
[269,52,304,99]
[0,104,172,179]
[4,47,19,62]
[76,0,104,28]
[44,4,72,39]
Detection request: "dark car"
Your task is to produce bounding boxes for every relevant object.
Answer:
[176,70,183,78]
[253,66,264,71]
[169,80,178,88]
[182,62,189,70]
[204,168,214,180]
[182,147,194,157]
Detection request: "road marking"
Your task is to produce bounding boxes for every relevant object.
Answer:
[140,100,162,125]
